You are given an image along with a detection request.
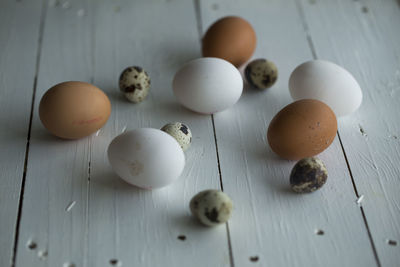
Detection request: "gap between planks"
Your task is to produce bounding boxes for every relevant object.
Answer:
[294,0,381,266]
[337,132,381,267]
[11,1,232,266]
[11,0,48,266]
[211,114,235,267]
[83,3,98,264]
[193,0,235,266]
[9,1,382,266]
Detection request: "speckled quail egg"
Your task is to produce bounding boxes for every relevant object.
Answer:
[119,66,151,103]
[161,122,192,151]
[290,157,328,193]
[245,58,278,89]
[190,190,233,226]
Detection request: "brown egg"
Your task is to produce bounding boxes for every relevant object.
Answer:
[39,81,111,139]
[202,16,256,67]
[267,99,337,160]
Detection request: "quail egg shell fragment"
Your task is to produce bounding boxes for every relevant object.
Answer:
[119,66,151,103]
[245,58,278,89]
[290,157,328,193]
[190,190,233,226]
[107,128,185,189]
[161,122,192,151]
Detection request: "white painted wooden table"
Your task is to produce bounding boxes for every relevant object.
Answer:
[1,0,399,266]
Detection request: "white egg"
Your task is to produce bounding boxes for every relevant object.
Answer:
[289,60,362,117]
[173,57,243,114]
[107,128,185,189]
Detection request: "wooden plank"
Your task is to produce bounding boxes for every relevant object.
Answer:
[15,1,93,266]
[0,1,43,266]
[200,0,378,266]
[298,0,400,265]
[86,0,230,266]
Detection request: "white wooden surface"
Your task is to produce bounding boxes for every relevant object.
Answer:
[15,0,92,266]
[0,0,399,266]
[200,0,380,266]
[299,0,400,266]
[0,1,43,267]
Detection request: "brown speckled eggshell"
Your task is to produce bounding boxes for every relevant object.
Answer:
[39,81,111,139]
[267,99,337,160]
[202,16,256,67]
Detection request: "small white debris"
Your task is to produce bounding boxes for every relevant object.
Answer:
[65,201,76,212]
[38,250,48,260]
[356,195,364,206]
[95,130,101,136]
[62,1,71,9]
[63,262,76,267]
[77,9,85,17]
[121,126,127,133]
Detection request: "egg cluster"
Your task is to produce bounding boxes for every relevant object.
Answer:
[37,15,363,226]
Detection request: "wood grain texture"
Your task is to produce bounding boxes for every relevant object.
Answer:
[15,1,93,266]
[13,0,229,266]
[2,0,399,266]
[200,0,378,266]
[87,0,229,266]
[299,0,400,265]
[0,1,42,266]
